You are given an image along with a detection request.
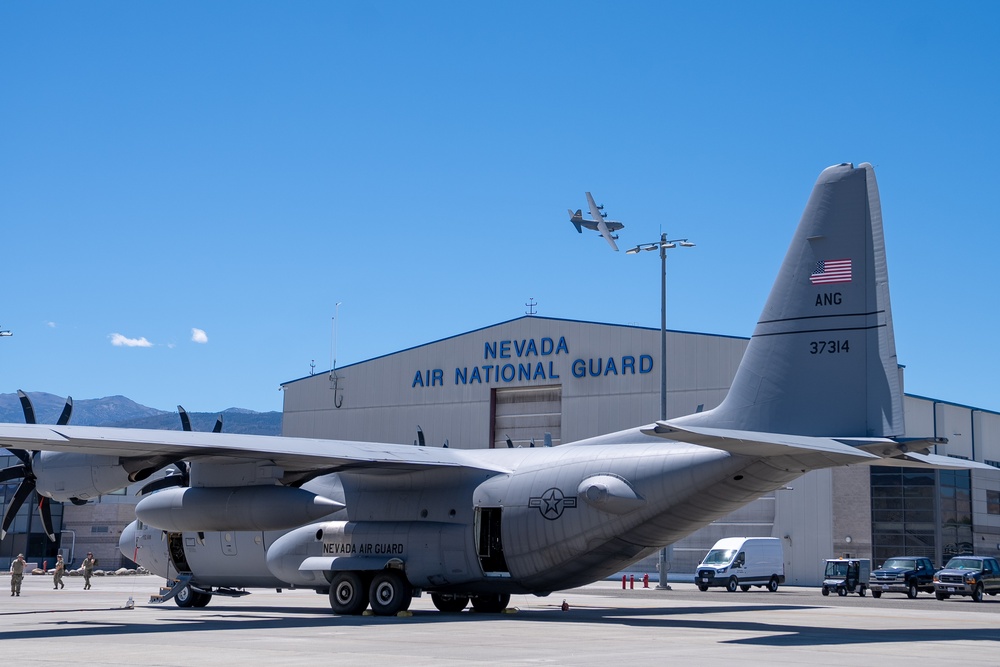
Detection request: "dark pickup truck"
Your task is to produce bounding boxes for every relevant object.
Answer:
[869,556,936,598]
[933,556,1000,602]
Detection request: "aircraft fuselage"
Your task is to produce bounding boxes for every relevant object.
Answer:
[125,439,798,597]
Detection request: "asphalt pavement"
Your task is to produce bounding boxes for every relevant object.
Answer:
[2,574,998,665]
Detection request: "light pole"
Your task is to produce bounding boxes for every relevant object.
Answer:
[626,232,694,589]
[625,233,695,420]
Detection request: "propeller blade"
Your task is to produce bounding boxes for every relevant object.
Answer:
[17,390,36,424]
[0,463,28,484]
[177,406,192,432]
[213,415,224,433]
[56,396,73,426]
[1,478,35,540]
[38,496,55,541]
[5,448,31,466]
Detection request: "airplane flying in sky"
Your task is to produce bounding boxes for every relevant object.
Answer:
[568,192,624,250]
[0,163,987,617]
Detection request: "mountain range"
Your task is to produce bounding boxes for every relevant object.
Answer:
[0,391,282,435]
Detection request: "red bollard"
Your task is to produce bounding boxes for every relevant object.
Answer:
[643,573,649,588]
[630,574,635,589]
[621,575,627,589]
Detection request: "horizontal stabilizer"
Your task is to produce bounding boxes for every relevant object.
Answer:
[644,421,880,465]
[879,451,996,471]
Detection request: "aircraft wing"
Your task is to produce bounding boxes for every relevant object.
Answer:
[586,191,619,251]
[0,423,512,485]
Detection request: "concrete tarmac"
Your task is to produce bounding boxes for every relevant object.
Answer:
[2,574,998,665]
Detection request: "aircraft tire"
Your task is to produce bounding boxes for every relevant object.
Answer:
[330,572,370,615]
[192,591,212,607]
[431,593,470,613]
[726,576,738,592]
[471,593,511,613]
[369,570,412,616]
[174,584,196,608]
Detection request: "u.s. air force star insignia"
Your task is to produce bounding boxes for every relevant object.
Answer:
[528,487,578,520]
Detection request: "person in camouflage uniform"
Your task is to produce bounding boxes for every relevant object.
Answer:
[82,552,97,590]
[53,554,65,589]
[10,553,26,596]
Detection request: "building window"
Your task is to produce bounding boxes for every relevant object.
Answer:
[988,490,1000,516]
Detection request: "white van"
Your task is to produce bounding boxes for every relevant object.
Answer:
[695,537,785,592]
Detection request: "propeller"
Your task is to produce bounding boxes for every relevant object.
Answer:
[0,390,73,541]
[136,405,219,496]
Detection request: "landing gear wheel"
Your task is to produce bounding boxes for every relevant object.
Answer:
[369,570,412,616]
[871,590,882,599]
[726,576,738,592]
[907,581,918,599]
[767,577,779,593]
[330,572,370,615]
[972,583,984,602]
[837,587,847,597]
[174,584,211,608]
[471,593,511,613]
[431,593,470,613]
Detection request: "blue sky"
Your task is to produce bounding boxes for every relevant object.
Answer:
[1,2,997,414]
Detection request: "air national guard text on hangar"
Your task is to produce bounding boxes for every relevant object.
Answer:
[410,336,654,388]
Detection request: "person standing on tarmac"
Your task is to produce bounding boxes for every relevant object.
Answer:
[82,552,96,590]
[53,554,66,590]
[10,553,26,596]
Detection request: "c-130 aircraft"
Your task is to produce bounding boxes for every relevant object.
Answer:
[0,162,985,616]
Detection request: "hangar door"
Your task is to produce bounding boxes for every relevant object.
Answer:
[492,385,561,448]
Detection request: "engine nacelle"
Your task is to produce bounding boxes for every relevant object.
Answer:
[135,485,343,532]
[33,451,132,501]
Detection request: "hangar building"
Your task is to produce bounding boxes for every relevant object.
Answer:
[282,315,1000,586]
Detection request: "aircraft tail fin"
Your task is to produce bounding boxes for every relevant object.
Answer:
[568,209,583,233]
[671,162,902,439]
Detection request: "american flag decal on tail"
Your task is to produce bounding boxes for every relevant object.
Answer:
[810,258,852,285]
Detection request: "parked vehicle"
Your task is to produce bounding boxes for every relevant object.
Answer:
[821,558,870,596]
[695,537,785,592]
[933,556,1000,602]
[870,556,936,598]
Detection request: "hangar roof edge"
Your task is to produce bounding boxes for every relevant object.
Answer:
[905,393,1000,417]
[280,315,750,387]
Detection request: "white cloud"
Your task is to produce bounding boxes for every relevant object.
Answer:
[109,333,153,348]
[46,321,57,328]
[191,328,208,344]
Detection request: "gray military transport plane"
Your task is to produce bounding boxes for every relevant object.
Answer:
[0,163,986,616]
[568,191,624,250]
